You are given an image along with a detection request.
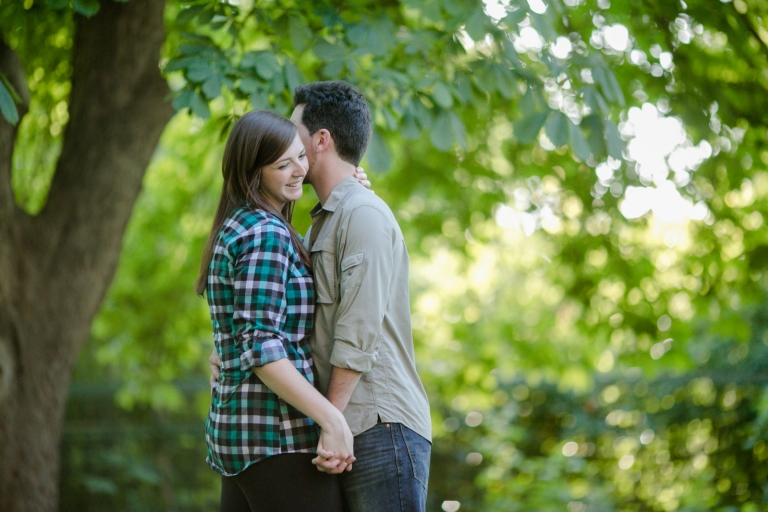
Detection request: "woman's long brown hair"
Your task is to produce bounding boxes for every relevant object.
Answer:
[195,110,312,296]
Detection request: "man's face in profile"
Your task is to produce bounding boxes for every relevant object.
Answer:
[290,104,316,185]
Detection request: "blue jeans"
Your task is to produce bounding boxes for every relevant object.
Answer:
[339,422,431,512]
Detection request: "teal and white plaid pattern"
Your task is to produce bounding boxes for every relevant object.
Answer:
[205,206,317,476]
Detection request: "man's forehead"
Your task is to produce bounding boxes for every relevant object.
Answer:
[290,104,305,125]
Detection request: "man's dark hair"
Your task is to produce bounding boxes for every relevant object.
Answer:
[293,81,372,166]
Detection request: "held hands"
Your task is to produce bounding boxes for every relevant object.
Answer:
[312,415,356,474]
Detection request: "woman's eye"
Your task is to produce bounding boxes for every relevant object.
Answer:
[299,154,306,159]
[278,163,289,169]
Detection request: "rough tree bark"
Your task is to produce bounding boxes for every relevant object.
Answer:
[0,1,173,510]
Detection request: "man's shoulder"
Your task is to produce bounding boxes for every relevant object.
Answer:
[339,186,395,222]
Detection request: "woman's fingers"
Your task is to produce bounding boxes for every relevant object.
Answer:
[355,166,372,190]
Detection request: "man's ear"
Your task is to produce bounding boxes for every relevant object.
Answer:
[314,128,334,153]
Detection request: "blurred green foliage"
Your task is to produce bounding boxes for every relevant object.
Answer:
[5,0,768,510]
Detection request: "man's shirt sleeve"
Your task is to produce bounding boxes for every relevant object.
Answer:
[231,223,291,371]
[330,205,395,373]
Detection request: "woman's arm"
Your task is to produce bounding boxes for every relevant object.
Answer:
[252,359,355,473]
[208,348,354,472]
[230,219,354,472]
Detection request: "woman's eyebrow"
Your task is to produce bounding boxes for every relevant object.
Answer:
[274,151,305,164]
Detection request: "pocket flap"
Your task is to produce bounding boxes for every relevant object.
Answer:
[309,234,335,253]
[341,252,363,271]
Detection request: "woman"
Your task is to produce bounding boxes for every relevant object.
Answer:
[195,110,356,511]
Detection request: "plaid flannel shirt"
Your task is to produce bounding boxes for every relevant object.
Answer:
[205,206,317,476]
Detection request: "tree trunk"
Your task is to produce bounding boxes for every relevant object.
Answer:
[0,1,173,510]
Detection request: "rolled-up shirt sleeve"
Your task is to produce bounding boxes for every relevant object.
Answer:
[330,205,395,373]
[231,224,291,372]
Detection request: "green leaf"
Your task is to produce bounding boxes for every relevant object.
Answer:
[289,16,312,53]
[197,7,215,25]
[250,89,269,109]
[347,24,369,48]
[592,66,614,102]
[432,82,454,109]
[201,75,221,100]
[606,68,625,107]
[545,111,569,147]
[72,0,100,16]
[604,119,624,159]
[284,61,303,94]
[401,115,420,140]
[383,107,398,131]
[189,91,210,119]
[531,12,557,41]
[186,62,212,83]
[465,9,487,42]
[163,56,193,73]
[44,0,69,8]
[582,115,605,156]
[503,39,524,70]
[270,70,285,95]
[171,89,194,112]
[494,66,515,99]
[312,40,344,61]
[569,119,590,161]
[593,66,625,107]
[177,5,206,24]
[449,111,467,151]
[178,44,210,56]
[583,86,609,116]
[519,86,546,117]
[503,7,528,27]
[431,111,454,151]
[238,77,260,94]
[513,111,548,143]
[0,80,19,125]
[322,59,344,77]
[253,52,281,80]
[366,128,392,172]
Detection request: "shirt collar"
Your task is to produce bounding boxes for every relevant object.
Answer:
[316,175,360,214]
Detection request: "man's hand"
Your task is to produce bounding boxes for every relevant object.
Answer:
[209,348,221,391]
[312,435,355,474]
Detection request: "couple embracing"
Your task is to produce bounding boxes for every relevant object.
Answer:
[196,81,432,511]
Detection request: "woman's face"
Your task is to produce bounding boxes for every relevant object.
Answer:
[259,134,308,210]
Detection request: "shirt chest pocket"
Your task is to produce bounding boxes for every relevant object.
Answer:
[310,237,337,304]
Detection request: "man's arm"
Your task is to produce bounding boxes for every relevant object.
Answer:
[312,366,361,473]
[313,205,394,472]
[326,366,363,412]
[328,205,394,374]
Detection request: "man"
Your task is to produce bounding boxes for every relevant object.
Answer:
[291,81,431,511]
[211,81,431,511]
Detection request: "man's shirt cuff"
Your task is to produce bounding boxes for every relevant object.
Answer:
[329,340,377,373]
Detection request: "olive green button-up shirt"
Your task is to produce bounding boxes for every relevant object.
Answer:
[305,176,432,442]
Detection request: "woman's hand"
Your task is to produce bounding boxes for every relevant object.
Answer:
[312,413,355,474]
[250,359,355,473]
[354,167,372,190]
[209,348,221,391]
